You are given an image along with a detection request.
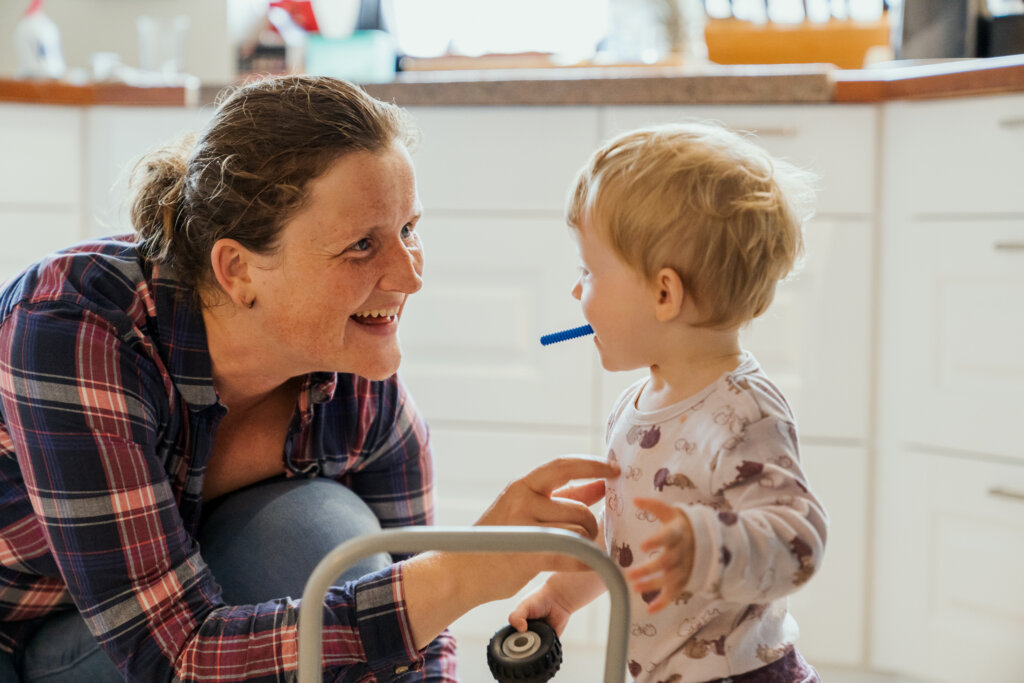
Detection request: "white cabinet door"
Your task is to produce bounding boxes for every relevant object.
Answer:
[407,107,602,213]
[885,94,1024,216]
[0,104,81,208]
[882,218,1024,461]
[83,106,214,237]
[787,444,867,668]
[0,209,82,284]
[741,216,872,441]
[399,215,595,428]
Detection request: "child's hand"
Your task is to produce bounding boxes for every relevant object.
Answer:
[625,497,696,614]
[508,587,575,636]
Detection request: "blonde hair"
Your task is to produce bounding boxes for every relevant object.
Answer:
[567,121,817,329]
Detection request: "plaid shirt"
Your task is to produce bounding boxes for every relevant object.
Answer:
[0,236,456,682]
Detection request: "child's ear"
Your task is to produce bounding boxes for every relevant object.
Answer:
[652,267,685,322]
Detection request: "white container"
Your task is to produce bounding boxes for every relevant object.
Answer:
[14,0,66,80]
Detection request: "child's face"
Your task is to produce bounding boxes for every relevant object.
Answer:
[570,219,659,372]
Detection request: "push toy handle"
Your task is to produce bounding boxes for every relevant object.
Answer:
[297,526,629,683]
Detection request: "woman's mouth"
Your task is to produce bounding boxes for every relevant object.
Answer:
[350,306,400,326]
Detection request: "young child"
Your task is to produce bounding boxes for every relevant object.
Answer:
[510,122,828,682]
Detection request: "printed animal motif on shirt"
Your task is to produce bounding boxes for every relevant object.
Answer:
[629,660,643,677]
[790,536,815,586]
[655,675,682,683]
[681,634,727,659]
[641,589,661,604]
[625,465,644,481]
[607,488,624,515]
[756,642,792,664]
[674,438,696,454]
[612,540,634,567]
[732,460,764,485]
[640,425,662,449]
[713,406,746,434]
[653,467,696,492]
[632,623,658,637]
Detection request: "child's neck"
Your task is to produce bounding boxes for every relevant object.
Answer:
[637,328,743,412]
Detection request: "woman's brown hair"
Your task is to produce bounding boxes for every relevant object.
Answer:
[129,75,417,302]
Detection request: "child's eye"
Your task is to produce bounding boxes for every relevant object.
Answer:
[578,266,591,278]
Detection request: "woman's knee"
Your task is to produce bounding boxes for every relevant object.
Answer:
[197,477,392,604]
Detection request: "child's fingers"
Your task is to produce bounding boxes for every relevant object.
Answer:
[633,497,679,522]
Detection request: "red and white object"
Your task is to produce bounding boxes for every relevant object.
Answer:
[14,0,66,79]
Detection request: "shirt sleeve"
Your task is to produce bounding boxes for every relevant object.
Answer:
[0,302,428,682]
[332,376,459,681]
[681,416,829,604]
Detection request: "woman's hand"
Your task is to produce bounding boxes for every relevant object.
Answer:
[625,497,695,614]
[402,455,618,649]
[475,455,618,540]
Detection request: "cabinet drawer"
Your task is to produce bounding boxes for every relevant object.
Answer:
[921,453,1024,683]
[399,215,594,428]
[0,105,81,206]
[885,94,1024,215]
[407,107,601,212]
[885,218,1024,460]
[603,104,876,216]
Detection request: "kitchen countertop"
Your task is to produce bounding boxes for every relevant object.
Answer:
[3,54,1023,107]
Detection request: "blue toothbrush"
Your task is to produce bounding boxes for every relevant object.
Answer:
[540,324,594,346]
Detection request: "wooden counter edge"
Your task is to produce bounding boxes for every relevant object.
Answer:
[833,54,1024,102]
[0,78,193,107]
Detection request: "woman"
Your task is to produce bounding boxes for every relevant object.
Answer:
[0,75,615,682]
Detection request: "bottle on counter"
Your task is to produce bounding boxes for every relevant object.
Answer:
[14,0,66,80]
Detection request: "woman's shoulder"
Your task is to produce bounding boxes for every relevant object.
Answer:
[0,235,149,326]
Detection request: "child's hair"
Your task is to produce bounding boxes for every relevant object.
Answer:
[566,121,817,329]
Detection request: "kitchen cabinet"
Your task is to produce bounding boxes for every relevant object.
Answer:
[0,104,83,284]
[873,93,1024,682]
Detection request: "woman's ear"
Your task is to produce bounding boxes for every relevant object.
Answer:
[653,267,685,322]
[209,239,256,308]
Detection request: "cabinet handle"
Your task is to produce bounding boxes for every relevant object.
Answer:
[988,487,1024,502]
[998,117,1024,129]
[731,126,798,138]
[994,242,1024,252]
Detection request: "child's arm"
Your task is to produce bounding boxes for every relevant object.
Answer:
[508,570,608,636]
[629,415,827,612]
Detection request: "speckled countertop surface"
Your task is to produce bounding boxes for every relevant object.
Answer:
[360,63,837,106]
[4,55,1024,107]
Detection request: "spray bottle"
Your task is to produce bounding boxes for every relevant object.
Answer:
[14,0,66,79]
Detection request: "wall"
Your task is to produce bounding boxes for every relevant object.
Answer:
[0,0,233,84]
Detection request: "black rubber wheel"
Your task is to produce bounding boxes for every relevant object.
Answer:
[486,619,562,683]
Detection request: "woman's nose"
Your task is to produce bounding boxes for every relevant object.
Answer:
[382,240,423,294]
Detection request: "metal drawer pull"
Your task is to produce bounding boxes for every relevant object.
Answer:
[998,117,1024,129]
[731,126,798,138]
[994,242,1024,251]
[988,487,1024,502]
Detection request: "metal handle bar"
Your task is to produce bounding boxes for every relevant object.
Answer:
[298,526,630,683]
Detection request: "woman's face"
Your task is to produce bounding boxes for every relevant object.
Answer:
[248,142,424,380]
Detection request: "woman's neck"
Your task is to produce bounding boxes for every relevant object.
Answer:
[201,302,295,412]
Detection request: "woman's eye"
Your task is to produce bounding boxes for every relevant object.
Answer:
[352,238,372,252]
[401,223,414,239]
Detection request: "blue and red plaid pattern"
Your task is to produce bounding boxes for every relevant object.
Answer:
[0,236,456,681]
